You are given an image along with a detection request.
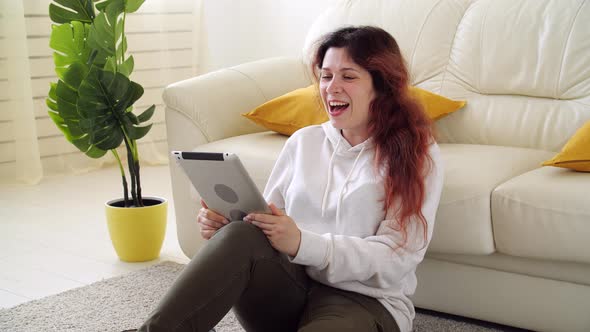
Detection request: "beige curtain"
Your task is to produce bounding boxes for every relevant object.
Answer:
[0,0,42,184]
[0,0,201,185]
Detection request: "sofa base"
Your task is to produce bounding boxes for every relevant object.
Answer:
[414,258,590,332]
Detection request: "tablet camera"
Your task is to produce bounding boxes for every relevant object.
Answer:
[214,184,239,204]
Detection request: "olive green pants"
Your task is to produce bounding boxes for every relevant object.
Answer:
[139,221,400,332]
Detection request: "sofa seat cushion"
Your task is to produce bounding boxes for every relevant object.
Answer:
[492,167,590,264]
[430,144,555,255]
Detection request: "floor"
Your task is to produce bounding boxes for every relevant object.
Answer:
[0,165,190,309]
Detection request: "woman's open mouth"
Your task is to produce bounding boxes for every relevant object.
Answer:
[328,101,350,117]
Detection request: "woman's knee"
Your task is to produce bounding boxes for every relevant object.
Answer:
[211,221,273,256]
[215,220,263,241]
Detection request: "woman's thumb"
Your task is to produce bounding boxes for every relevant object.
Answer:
[269,203,284,216]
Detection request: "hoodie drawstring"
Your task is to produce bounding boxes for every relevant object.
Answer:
[321,138,341,217]
[336,146,365,224]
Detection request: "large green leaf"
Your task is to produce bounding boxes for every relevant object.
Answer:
[125,0,145,13]
[47,84,72,140]
[87,0,126,66]
[55,82,79,120]
[122,115,152,140]
[93,123,125,150]
[119,56,134,77]
[104,56,133,77]
[50,22,92,80]
[49,0,95,24]
[47,81,108,159]
[61,60,90,90]
[47,83,59,111]
[94,0,114,11]
[53,61,89,139]
[49,108,107,158]
[137,104,155,123]
[95,0,144,13]
[77,66,146,150]
[52,62,90,138]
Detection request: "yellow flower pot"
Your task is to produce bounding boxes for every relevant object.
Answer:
[105,196,168,262]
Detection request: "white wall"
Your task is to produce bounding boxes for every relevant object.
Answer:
[198,0,338,73]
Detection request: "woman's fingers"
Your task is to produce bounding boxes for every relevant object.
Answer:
[199,222,217,231]
[207,209,229,224]
[198,200,229,223]
[250,220,274,231]
[198,216,225,230]
[247,213,275,224]
[201,229,216,240]
[198,208,229,228]
[261,229,274,237]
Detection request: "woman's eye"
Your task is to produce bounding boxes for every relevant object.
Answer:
[344,76,355,80]
[321,75,332,80]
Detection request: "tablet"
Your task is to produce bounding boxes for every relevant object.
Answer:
[172,151,271,221]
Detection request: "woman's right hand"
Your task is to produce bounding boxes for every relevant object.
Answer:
[197,199,229,240]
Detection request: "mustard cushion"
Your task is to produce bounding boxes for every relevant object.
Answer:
[242,84,466,136]
[410,87,466,120]
[542,121,590,172]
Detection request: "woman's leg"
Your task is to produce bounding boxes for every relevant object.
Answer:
[139,221,310,332]
[297,284,400,332]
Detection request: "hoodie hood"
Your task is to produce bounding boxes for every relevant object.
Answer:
[321,122,374,156]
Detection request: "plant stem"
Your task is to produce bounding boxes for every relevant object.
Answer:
[135,155,143,206]
[131,141,143,206]
[121,12,126,66]
[124,137,139,207]
[111,149,129,207]
[126,136,143,207]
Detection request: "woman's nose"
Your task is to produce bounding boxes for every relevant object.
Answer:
[326,78,342,94]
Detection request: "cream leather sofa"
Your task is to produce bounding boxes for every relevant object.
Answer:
[163,1,590,331]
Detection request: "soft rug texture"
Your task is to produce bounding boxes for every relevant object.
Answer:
[0,261,526,332]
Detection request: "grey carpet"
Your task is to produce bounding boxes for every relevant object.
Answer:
[0,261,529,332]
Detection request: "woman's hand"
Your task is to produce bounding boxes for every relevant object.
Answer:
[197,199,229,240]
[244,203,301,257]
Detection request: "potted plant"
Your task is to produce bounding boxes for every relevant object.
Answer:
[46,0,167,262]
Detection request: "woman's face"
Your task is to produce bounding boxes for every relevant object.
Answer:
[319,47,376,145]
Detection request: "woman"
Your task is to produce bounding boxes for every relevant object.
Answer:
[135,26,444,332]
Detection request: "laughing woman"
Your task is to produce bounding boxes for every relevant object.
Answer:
[133,26,444,332]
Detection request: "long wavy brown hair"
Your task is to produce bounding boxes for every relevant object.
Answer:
[312,26,434,248]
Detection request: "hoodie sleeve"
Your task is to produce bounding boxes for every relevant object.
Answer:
[263,140,294,210]
[291,144,444,289]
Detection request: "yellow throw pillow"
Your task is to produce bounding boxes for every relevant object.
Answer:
[542,121,590,172]
[243,85,327,136]
[242,84,466,136]
[409,87,466,121]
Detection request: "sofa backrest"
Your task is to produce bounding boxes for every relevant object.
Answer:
[303,0,590,152]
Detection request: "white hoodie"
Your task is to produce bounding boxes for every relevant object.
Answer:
[264,122,444,332]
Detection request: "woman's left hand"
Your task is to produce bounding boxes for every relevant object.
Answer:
[244,203,301,257]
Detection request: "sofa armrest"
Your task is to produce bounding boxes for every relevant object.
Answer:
[163,56,312,147]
